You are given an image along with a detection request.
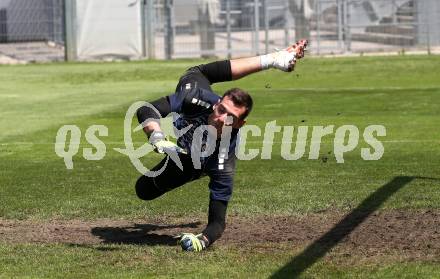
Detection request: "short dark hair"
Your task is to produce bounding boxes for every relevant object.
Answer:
[222,88,253,120]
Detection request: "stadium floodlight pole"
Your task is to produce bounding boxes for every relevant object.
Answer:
[164,0,174,60]
[140,0,147,58]
[426,6,431,55]
[146,0,155,59]
[254,0,260,55]
[64,0,77,61]
[337,0,343,51]
[283,0,289,47]
[343,0,351,52]
[316,0,321,55]
[263,0,269,54]
[226,0,231,59]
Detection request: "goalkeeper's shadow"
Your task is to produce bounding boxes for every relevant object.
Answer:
[91,221,201,246]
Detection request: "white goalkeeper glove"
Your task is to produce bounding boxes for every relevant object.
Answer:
[260,39,308,72]
[149,131,187,154]
[178,233,208,252]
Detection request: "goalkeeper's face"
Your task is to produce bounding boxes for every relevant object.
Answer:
[208,96,246,136]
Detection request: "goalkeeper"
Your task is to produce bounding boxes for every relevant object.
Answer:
[135,39,308,251]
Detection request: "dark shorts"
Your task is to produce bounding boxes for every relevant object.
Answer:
[135,150,235,202]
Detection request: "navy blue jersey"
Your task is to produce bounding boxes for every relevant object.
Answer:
[168,80,238,201]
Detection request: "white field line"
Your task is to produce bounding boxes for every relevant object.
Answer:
[247,86,440,92]
[245,140,440,143]
[1,140,439,146]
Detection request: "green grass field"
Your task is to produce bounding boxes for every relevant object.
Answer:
[0,55,439,278]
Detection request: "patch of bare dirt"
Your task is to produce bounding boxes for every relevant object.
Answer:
[0,210,439,259]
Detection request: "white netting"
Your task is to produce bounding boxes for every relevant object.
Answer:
[75,0,143,60]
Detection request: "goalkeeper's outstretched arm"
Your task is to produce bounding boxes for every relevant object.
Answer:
[184,39,308,85]
[230,39,308,80]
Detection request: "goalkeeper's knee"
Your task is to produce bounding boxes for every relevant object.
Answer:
[135,176,164,200]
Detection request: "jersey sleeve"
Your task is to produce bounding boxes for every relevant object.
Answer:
[136,97,171,125]
[169,87,219,116]
[197,60,232,84]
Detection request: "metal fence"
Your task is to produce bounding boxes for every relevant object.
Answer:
[158,0,439,59]
[0,0,438,63]
[0,0,64,62]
